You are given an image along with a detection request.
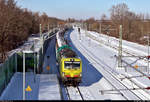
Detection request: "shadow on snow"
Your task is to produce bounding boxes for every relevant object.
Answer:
[67,29,103,87]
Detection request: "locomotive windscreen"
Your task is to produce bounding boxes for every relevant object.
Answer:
[64,61,80,69]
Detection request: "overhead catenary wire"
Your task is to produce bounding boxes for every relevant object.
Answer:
[80,28,150,99]
[78,41,141,100]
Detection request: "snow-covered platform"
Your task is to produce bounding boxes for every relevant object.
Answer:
[0,72,61,100]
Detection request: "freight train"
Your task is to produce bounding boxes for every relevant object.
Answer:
[56,27,82,85]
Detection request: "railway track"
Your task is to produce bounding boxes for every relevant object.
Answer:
[64,85,84,100]
[76,39,150,100]
[87,32,150,78]
[86,33,150,79]
[63,29,150,100]
[86,33,148,63]
[57,63,84,100]
[56,53,84,100]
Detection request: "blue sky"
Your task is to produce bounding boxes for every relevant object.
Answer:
[15,0,150,20]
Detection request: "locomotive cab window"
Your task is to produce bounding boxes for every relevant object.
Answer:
[64,61,80,69]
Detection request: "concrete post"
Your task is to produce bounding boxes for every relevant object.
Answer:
[118,25,123,68]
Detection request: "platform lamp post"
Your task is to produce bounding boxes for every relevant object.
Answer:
[23,50,36,100]
[34,50,36,83]
[33,38,39,83]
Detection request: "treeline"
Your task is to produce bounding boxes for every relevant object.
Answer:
[84,3,150,45]
[0,0,65,62]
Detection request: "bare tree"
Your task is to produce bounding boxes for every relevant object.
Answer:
[0,0,66,62]
[101,14,107,21]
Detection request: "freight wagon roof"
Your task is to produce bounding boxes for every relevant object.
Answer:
[56,31,66,47]
[61,49,77,58]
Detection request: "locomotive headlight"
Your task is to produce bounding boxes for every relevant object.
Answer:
[62,72,65,76]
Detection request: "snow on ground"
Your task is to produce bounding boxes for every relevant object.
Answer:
[38,74,60,100]
[0,72,61,100]
[1,27,150,100]
[66,27,150,100]
[56,31,65,47]
[0,34,42,65]
[85,30,150,87]
[66,29,126,100]
[87,31,148,56]
[0,33,61,100]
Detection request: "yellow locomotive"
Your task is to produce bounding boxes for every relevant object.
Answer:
[56,28,82,85]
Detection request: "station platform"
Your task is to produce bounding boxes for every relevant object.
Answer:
[0,72,61,100]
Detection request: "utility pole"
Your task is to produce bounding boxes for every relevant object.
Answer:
[85,23,87,37]
[99,22,101,34]
[107,31,110,43]
[118,25,123,68]
[40,24,42,38]
[148,33,150,75]
[48,23,50,34]
[99,22,102,39]
[40,24,43,55]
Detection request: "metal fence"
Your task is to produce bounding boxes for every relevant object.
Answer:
[0,30,57,96]
[17,52,37,72]
[0,53,17,96]
[16,38,51,74]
